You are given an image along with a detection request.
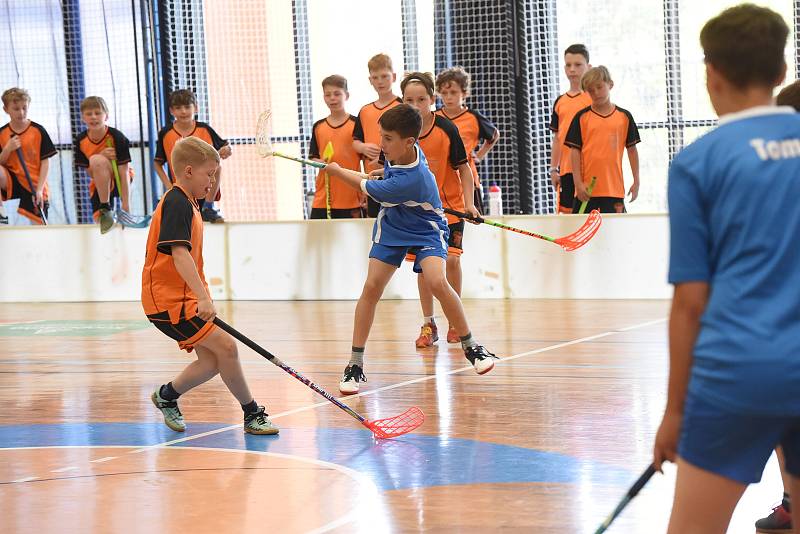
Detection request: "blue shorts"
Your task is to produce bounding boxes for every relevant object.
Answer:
[678,391,800,484]
[369,242,447,273]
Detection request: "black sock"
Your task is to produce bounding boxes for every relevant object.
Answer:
[783,492,791,511]
[241,400,259,414]
[99,202,111,211]
[160,382,180,401]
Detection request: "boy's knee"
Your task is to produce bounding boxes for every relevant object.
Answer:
[88,154,110,170]
[216,335,238,360]
[424,273,448,293]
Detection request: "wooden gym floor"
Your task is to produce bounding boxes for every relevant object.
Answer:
[0,300,783,533]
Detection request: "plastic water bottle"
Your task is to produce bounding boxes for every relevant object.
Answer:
[488,182,502,216]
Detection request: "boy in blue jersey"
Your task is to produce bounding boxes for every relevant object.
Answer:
[652,5,800,533]
[325,103,496,394]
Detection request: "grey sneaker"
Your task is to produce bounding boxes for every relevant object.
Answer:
[244,406,279,435]
[151,389,186,432]
[99,208,115,234]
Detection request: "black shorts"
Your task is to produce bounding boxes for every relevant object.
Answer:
[447,220,465,255]
[572,196,626,214]
[473,187,484,215]
[1,168,49,224]
[558,173,574,211]
[309,207,365,219]
[147,310,215,352]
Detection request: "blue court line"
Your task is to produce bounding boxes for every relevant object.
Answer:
[0,423,634,491]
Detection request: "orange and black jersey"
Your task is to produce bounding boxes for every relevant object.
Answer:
[549,91,593,174]
[353,97,403,172]
[565,105,640,198]
[308,114,362,209]
[0,121,56,194]
[75,127,131,168]
[141,185,209,324]
[155,121,227,182]
[435,106,497,187]
[419,114,468,224]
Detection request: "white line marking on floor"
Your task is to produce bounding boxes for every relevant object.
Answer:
[131,317,667,452]
[50,466,78,473]
[89,456,117,463]
[11,476,39,483]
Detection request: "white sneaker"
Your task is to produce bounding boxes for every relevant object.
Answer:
[465,345,497,375]
[151,389,186,432]
[339,364,366,395]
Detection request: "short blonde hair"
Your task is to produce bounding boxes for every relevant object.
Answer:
[171,137,220,176]
[80,96,109,114]
[368,53,393,73]
[581,66,613,90]
[2,87,30,107]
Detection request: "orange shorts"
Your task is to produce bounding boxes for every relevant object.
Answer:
[147,310,216,352]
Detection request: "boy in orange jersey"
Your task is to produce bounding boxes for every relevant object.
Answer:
[435,66,500,214]
[401,72,479,347]
[154,89,231,223]
[74,96,133,233]
[565,66,640,213]
[144,136,277,435]
[549,44,592,213]
[0,87,56,225]
[308,75,363,218]
[352,53,403,217]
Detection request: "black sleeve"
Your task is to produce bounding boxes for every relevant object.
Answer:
[564,109,587,149]
[110,128,132,164]
[470,109,498,142]
[36,124,57,159]
[308,121,321,159]
[549,95,562,132]
[157,190,194,254]
[352,113,365,142]
[437,116,467,169]
[202,123,228,150]
[621,108,642,147]
[154,127,168,162]
[74,133,89,168]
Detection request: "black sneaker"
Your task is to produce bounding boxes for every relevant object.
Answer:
[0,214,7,225]
[756,501,792,533]
[465,345,497,375]
[244,405,279,435]
[201,206,224,223]
[339,364,366,395]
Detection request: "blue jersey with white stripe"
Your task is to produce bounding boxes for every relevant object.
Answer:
[362,146,449,249]
[668,106,800,415]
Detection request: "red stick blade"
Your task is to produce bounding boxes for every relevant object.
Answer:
[363,406,425,439]
[554,209,602,252]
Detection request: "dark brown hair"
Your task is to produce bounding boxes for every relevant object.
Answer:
[777,81,800,111]
[435,66,471,95]
[700,4,788,89]
[400,72,435,98]
[169,89,197,108]
[564,44,589,62]
[378,103,422,139]
[321,74,348,91]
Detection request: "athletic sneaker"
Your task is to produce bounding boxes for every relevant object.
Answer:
[244,406,279,435]
[756,502,792,533]
[446,325,460,344]
[151,389,186,432]
[339,364,366,395]
[465,345,497,375]
[415,323,438,348]
[99,208,115,234]
[0,214,7,225]
[201,206,225,223]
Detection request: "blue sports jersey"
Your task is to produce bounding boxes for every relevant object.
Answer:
[362,146,450,249]
[668,106,800,415]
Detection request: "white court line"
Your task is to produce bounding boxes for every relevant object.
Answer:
[50,466,79,473]
[130,316,667,452]
[11,476,39,483]
[89,456,117,463]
